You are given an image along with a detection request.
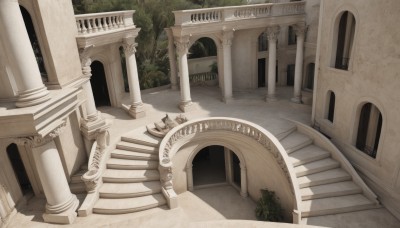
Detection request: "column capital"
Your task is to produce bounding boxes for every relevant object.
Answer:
[222,30,234,46]
[14,120,67,148]
[122,41,138,55]
[293,22,307,37]
[266,26,280,41]
[174,36,190,56]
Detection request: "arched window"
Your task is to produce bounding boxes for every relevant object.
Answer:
[258,32,268,52]
[288,26,297,45]
[326,91,335,122]
[332,11,356,70]
[356,103,382,158]
[305,63,315,90]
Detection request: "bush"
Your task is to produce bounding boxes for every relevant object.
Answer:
[255,188,284,222]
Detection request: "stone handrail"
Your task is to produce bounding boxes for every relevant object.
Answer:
[173,2,305,26]
[75,10,135,35]
[158,117,302,222]
[189,72,217,83]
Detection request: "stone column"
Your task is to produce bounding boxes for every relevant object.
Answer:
[224,148,232,184]
[291,23,306,103]
[165,28,178,90]
[266,26,280,102]
[186,164,194,191]
[175,37,194,112]
[79,47,108,155]
[29,122,79,224]
[0,0,50,108]
[240,163,248,197]
[123,39,145,118]
[222,31,234,103]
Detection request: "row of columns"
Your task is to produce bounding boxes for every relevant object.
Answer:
[168,22,306,108]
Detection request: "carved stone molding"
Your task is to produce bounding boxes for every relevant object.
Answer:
[293,22,307,37]
[266,26,280,41]
[222,30,234,46]
[174,36,190,56]
[122,42,138,55]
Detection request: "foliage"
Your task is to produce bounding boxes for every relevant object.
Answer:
[255,188,284,222]
[72,0,246,89]
[188,37,217,59]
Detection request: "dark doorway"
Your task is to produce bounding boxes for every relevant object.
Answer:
[91,61,111,107]
[287,64,295,86]
[6,144,32,195]
[20,6,48,82]
[232,152,241,187]
[258,58,266,87]
[193,146,226,187]
[306,63,315,90]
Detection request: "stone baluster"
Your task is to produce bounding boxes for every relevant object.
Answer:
[291,22,306,103]
[175,36,194,112]
[0,0,50,108]
[123,38,145,118]
[266,26,280,102]
[222,30,234,103]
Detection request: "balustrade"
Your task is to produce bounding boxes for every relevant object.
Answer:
[189,72,217,84]
[75,10,135,35]
[173,1,305,26]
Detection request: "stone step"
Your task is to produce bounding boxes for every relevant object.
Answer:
[69,182,86,194]
[93,194,166,214]
[301,194,376,217]
[111,149,158,161]
[289,145,331,167]
[107,158,158,170]
[99,182,162,198]
[298,168,352,188]
[116,141,157,154]
[121,133,160,147]
[295,158,340,177]
[300,181,362,200]
[275,125,297,141]
[103,169,160,183]
[280,131,313,154]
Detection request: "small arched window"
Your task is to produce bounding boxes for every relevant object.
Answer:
[355,103,382,158]
[258,32,268,52]
[332,11,356,70]
[325,91,335,122]
[288,26,297,45]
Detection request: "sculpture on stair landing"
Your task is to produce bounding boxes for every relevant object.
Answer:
[147,114,188,138]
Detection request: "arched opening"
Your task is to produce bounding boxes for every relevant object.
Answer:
[19,6,48,82]
[257,32,268,88]
[326,91,336,122]
[6,144,32,195]
[90,60,111,107]
[356,103,382,158]
[119,46,129,92]
[192,145,226,187]
[332,11,356,70]
[188,37,218,86]
[288,26,297,45]
[287,64,295,86]
[305,63,315,90]
[231,151,241,187]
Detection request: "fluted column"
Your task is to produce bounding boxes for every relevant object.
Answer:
[28,122,79,224]
[0,0,50,107]
[222,31,234,103]
[123,38,145,118]
[175,37,194,112]
[165,28,178,90]
[291,22,306,103]
[266,26,280,102]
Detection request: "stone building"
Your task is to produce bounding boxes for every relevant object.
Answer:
[0,0,399,227]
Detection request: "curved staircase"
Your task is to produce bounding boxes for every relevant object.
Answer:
[92,128,167,214]
[277,121,380,220]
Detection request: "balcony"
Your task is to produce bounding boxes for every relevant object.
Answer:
[75,10,139,48]
[173,1,305,26]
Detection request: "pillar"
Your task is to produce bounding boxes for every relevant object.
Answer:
[175,36,194,112]
[186,164,193,191]
[266,26,280,102]
[0,0,50,107]
[165,28,178,90]
[240,163,248,197]
[291,22,306,103]
[30,124,79,224]
[224,148,232,184]
[123,38,145,118]
[222,31,234,103]
[79,47,108,156]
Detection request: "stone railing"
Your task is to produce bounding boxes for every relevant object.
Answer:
[189,72,217,85]
[173,2,305,26]
[158,117,302,222]
[75,10,135,35]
